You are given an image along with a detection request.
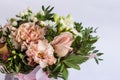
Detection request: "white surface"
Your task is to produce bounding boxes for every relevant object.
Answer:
[0,0,120,80]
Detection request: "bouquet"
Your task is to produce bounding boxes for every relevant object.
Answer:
[0,6,103,80]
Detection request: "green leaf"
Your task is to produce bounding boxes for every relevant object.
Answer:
[0,30,2,38]
[42,5,45,11]
[60,64,65,72]
[15,64,19,72]
[65,54,88,64]
[62,68,68,80]
[98,58,103,61]
[64,61,80,70]
[97,53,103,56]
[89,36,98,44]
[74,22,83,32]
[94,57,99,64]
[72,36,81,48]
[53,63,61,72]
[93,50,99,53]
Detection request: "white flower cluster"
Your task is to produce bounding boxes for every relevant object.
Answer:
[54,14,82,37]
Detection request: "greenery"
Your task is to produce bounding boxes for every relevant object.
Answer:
[0,6,103,80]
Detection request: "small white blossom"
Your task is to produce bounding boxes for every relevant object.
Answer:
[58,15,82,37]
[41,20,56,27]
[27,7,32,11]
[12,21,17,26]
[19,11,25,17]
[40,21,46,26]
[24,11,28,15]
[39,10,45,16]
[33,17,38,22]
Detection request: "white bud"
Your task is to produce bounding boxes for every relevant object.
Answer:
[40,21,46,26]
[33,17,38,22]
[27,7,32,11]
[24,11,28,15]
[39,10,45,16]
[19,11,25,17]
[12,21,17,26]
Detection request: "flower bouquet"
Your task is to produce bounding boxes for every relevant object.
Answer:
[0,6,103,80]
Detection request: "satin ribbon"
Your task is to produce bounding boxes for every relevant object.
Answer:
[15,66,39,80]
[14,66,56,80]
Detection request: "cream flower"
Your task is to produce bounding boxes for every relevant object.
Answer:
[52,32,74,57]
[54,14,82,37]
[26,40,56,68]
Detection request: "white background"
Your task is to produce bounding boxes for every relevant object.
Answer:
[0,0,120,80]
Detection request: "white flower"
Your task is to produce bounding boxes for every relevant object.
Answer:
[33,17,38,22]
[56,14,82,37]
[19,11,25,17]
[39,10,45,16]
[12,21,17,26]
[27,7,32,12]
[19,10,29,17]
[41,20,56,27]
[24,11,28,15]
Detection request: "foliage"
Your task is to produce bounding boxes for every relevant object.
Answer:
[0,6,103,80]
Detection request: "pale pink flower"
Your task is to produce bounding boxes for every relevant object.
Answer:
[14,22,45,50]
[52,32,74,57]
[26,40,56,68]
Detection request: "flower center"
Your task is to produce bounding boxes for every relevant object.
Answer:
[38,53,44,59]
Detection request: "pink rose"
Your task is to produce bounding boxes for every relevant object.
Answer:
[52,32,74,57]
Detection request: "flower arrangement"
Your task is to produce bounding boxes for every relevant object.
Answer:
[0,6,103,80]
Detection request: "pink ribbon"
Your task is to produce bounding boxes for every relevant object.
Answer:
[14,66,54,80]
[15,66,39,80]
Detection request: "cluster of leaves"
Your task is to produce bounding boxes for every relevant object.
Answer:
[43,22,103,80]
[5,50,35,74]
[36,6,54,21]
[73,22,103,64]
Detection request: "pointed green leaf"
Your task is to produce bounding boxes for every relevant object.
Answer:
[64,61,80,70]
[97,53,103,56]
[62,68,68,80]
[94,57,99,64]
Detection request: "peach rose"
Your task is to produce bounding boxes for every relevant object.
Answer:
[26,40,56,68]
[52,32,74,57]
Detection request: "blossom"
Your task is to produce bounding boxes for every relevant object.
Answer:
[26,40,56,68]
[12,22,45,50]
[12,21,18,26]
[52,32,74,57]
[40,20,56,27]
[54,14,82,37]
